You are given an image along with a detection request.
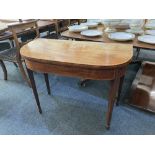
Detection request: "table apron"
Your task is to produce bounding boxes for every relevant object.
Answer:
[25,60,127,80]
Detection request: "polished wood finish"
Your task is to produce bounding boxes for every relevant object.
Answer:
[21,38,133,129]
[25,59,127,80]
[61,25,155,50]
[130,61,155,112]
[21,39,132,68]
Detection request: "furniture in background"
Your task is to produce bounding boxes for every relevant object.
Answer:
[46,19,73,39]
[129,61,155,112]
[61,24,155,61]
[61,23,155,88]
[61,24,155,48]
[47,19,85,39]
[0,19,86,41]
[0,20,56,41]
[0,40,14,80]
[55,19,84,35]
[0,20,40,86]
[19,20,57,41]
[54,19,71,38]
[20,38,133,129]
[0,19,83,82]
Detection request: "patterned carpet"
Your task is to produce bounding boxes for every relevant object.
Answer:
[0,45,155,134]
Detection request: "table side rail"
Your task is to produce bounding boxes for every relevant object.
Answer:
[25,59,127,80]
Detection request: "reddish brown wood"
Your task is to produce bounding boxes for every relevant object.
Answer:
[106,78,120,129]
[25,59,127,80]
[21,39,132,129]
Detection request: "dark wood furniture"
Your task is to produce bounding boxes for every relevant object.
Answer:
[129,61,155,112]
[20,38,133,129]
[0,19,82,41]
[0,20,40,86]
[0,20,56,41]
[0,19,78,83]
[54,19,84,35]
[48,19,81,39]
[48,19,71,39]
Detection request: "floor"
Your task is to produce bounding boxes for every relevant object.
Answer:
[0,48,155,135]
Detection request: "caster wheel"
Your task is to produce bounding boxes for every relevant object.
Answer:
[78,81,86,87]
[80,82,86,87]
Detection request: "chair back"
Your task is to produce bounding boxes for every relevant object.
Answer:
[8,20,40,59]
[54,19,71,35]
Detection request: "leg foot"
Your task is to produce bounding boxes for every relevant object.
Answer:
[106,78,119,129]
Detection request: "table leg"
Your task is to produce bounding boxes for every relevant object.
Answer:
[26,68,42,114]
[130,48,142,64]
[106,78,119,129]
[44,73,51,95]
[116,76,125,106]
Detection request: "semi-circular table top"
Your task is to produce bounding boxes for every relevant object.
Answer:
[20,38,133,69]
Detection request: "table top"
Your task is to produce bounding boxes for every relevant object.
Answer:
[61,25,155,50]
[20,38,133,69]
[0,20,56,41]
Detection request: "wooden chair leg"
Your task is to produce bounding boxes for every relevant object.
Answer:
[17,61,31,87]
[13,62,18,67]
[0,60,7,80]
[26,67,42,114]
[43,73,51,95]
